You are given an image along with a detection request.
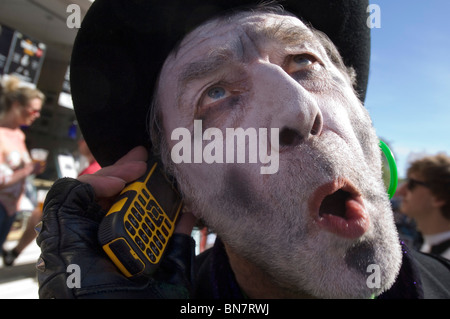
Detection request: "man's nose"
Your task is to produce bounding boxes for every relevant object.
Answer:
[251,62,323,147]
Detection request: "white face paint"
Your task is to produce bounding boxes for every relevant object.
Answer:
[155,11,402,298]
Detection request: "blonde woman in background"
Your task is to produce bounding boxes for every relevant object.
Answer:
[0,76,45,264]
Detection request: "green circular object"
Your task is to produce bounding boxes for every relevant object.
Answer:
[379,140,398,199]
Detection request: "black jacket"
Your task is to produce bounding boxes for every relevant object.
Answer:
[36,178,450,299]
[194,236,450,299]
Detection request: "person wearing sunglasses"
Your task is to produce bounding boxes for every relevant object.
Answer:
[397,154,450,260]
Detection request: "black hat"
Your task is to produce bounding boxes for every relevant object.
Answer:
[71,0,370,167]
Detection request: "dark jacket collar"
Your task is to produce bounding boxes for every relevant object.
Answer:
[194,239,435,299]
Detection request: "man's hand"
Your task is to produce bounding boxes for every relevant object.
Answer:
[36,146,196,298]
[78,145,148,207]
[78,145,196,235]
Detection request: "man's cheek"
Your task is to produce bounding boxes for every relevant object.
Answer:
[318,92,379,164]
[348,109,382,175]
[220,166,265,212]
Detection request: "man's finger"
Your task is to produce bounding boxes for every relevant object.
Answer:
[78,146,148,198]
[92,161,148,183]
[115,145,148,165]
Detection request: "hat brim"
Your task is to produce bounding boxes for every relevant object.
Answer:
[71,0,370,167]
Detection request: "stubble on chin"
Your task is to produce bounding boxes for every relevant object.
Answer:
[171,134,402,298]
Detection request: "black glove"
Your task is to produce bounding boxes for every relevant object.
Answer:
[36,178,195,299]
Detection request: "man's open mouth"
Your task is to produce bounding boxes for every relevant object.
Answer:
[310,179,370,239]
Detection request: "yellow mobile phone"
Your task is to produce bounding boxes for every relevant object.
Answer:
[98,157,183,277]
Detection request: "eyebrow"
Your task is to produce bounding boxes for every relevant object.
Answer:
[178,50,235,89]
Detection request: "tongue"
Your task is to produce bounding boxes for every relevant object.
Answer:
[317,192,370,239]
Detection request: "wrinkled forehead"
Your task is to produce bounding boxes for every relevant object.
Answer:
[160,12,312,76]
[182,12,308,47]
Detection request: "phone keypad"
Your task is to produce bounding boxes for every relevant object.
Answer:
[124,191,173,264]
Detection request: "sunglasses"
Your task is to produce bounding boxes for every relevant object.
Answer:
[406,178,430,191]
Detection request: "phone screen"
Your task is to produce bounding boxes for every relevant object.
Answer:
[147,168,180,221]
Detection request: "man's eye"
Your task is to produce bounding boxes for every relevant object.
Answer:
[199,86,232,109]
[292,54,315,67]
[207,87,227,100]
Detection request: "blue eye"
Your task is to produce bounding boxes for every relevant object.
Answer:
[207,87,226,100]
[293,55,313,66]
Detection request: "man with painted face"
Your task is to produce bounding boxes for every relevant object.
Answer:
[36,0,450,299]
